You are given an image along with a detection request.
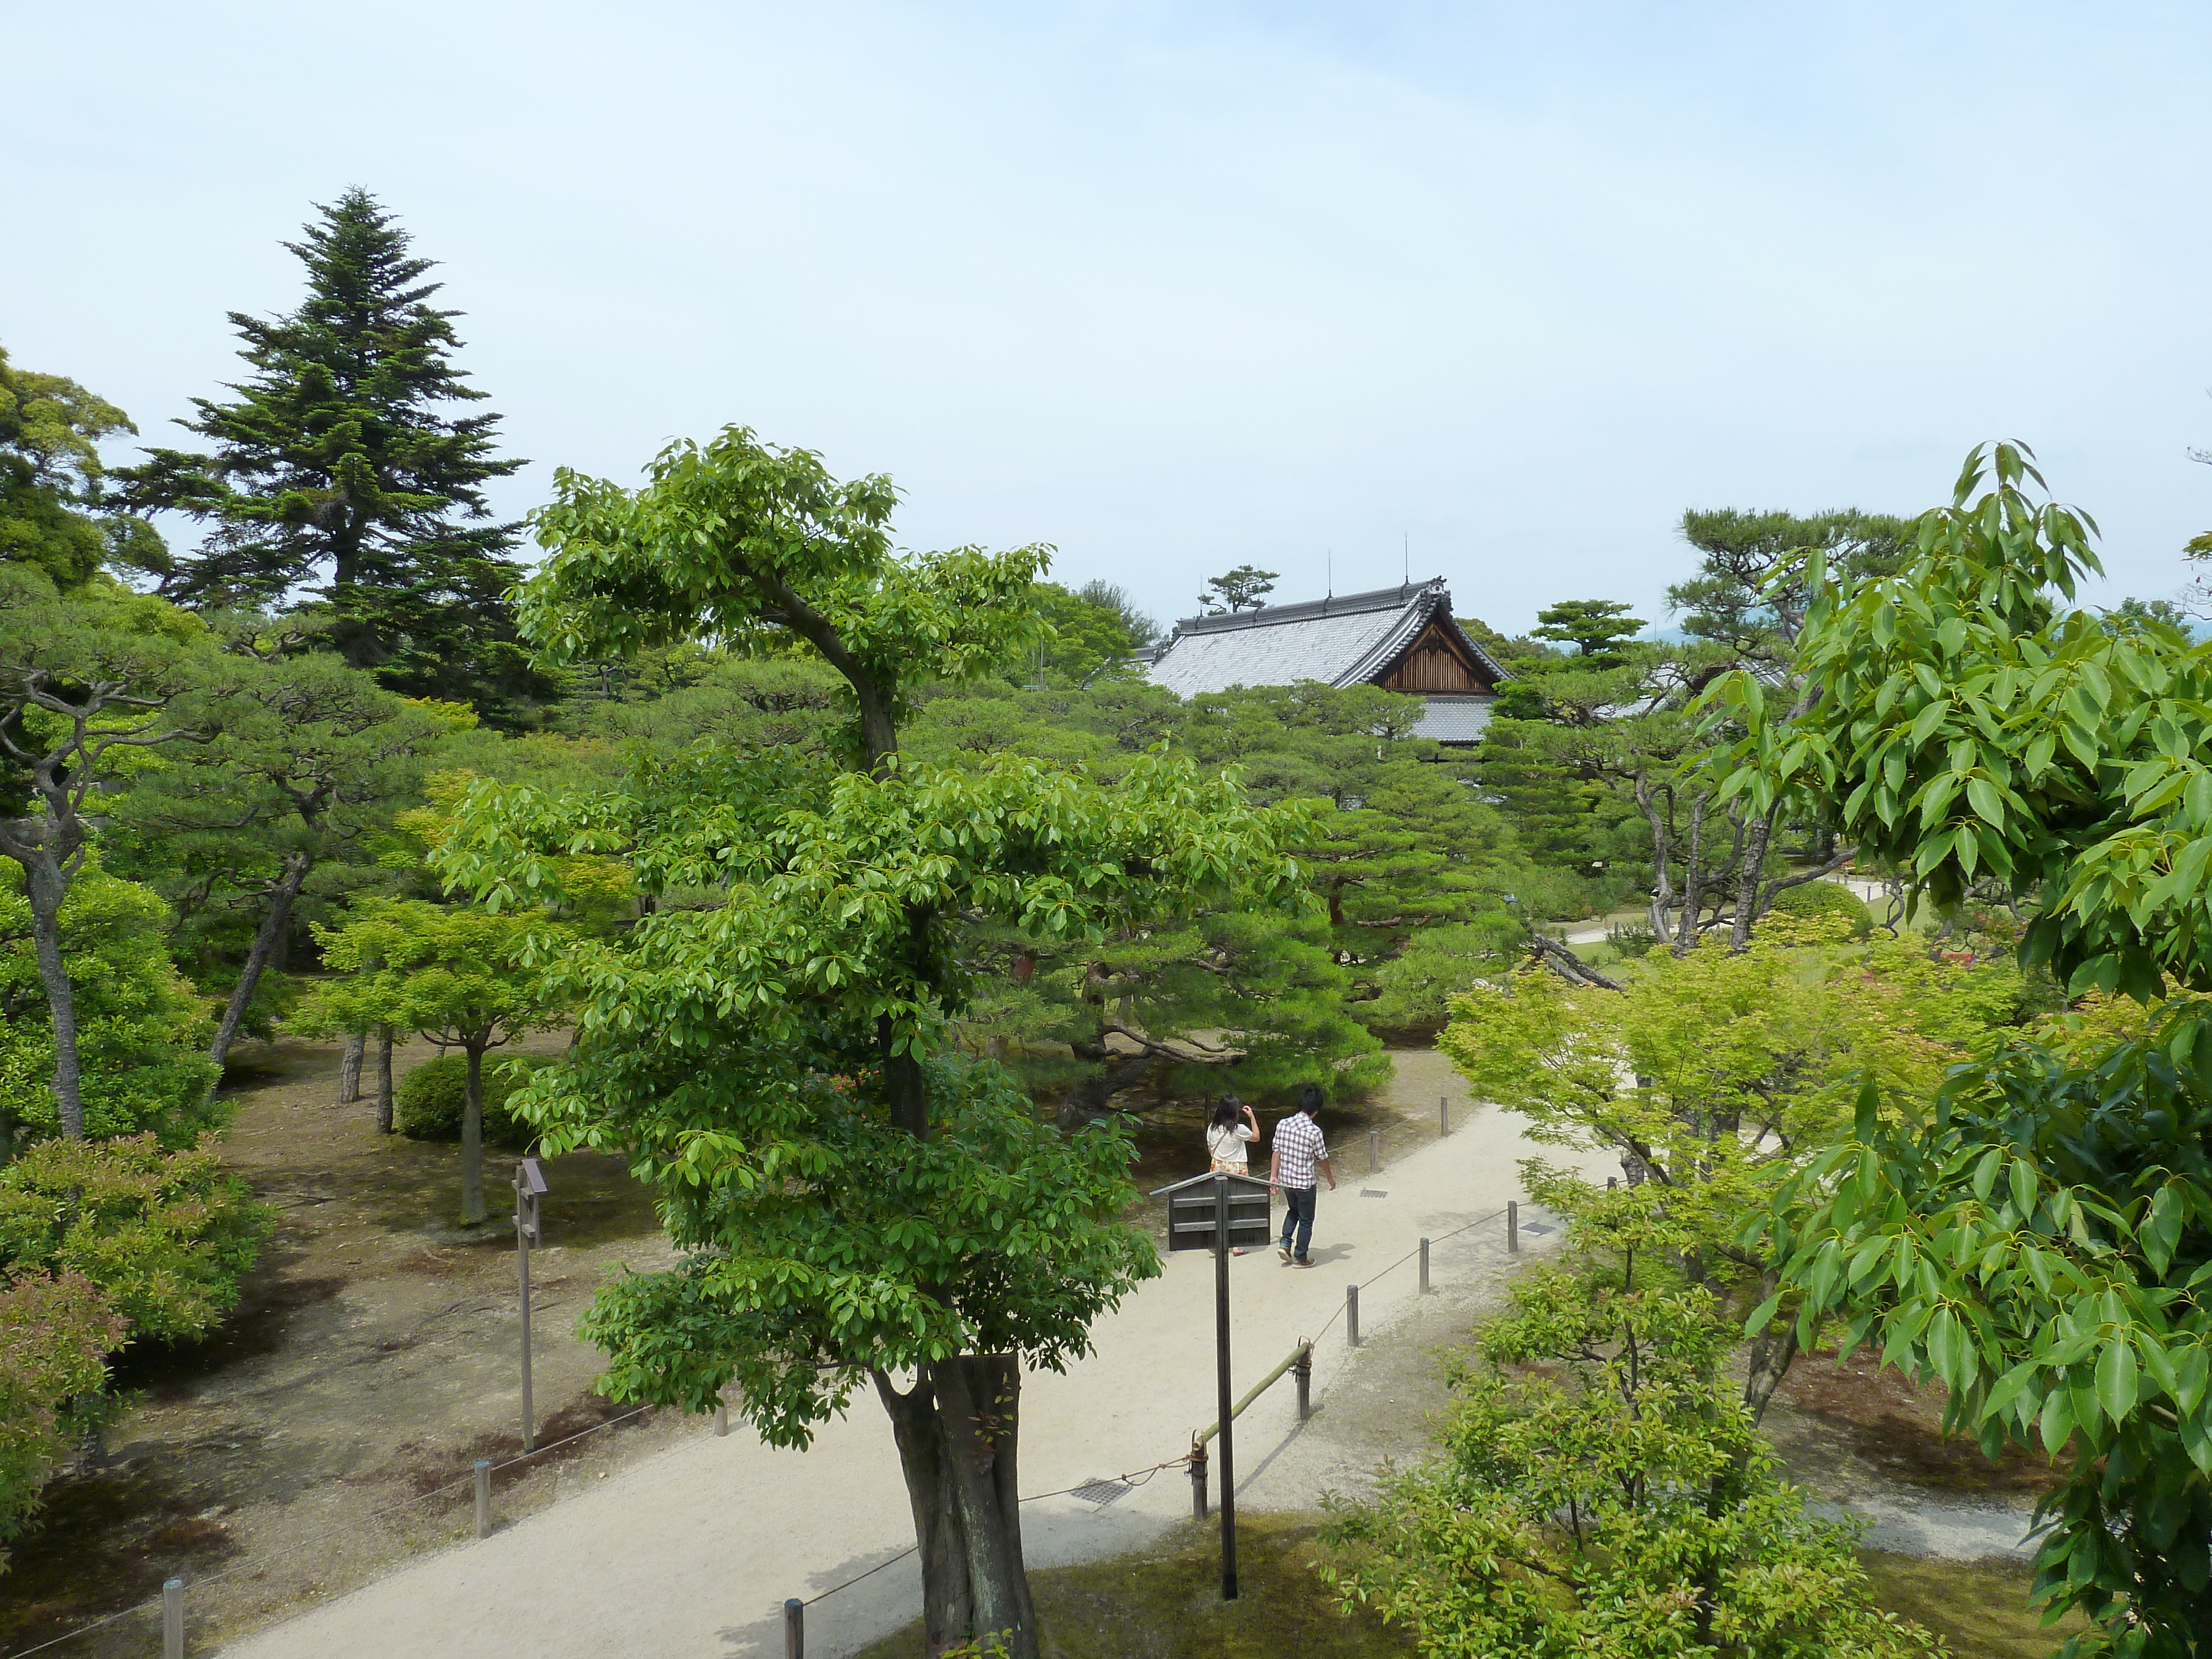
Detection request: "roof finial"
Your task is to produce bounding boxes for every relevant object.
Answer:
[1402,531,1409,587]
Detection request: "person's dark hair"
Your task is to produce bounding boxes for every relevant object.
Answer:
[1296,1082,1326,1115]
[1209,1095,1245,1133]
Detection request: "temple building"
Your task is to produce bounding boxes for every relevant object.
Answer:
[1139,577,1509,745]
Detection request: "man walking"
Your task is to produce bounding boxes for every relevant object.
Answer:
[1269,1083,1336,1267]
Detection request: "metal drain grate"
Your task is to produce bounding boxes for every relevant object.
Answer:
[1359,1188,1388,1198]
[1070,1478,1132,1506]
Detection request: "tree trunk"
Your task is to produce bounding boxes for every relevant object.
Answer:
[1057,1050,1162,1131]
[462,1040,486,1223]
[875,1357,1039,1658]
[374,1029,395,1134]
[1729,803,1781,952]
[1672,791,1709,958]
[1741,1269,1799,1427]
[338,1032,366,1103]
[1635,771,1674,946]
[23,854,86,1139]
[210,852,313,1071]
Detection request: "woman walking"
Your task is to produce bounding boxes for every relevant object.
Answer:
[1204,1094,1261,1254]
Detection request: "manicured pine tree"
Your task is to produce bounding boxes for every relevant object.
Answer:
[124,190,541,716]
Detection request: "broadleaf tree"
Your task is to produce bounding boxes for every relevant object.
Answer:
[1730,443,2212,1654]
[290,899,563,1222]
[430,426,1317,1657]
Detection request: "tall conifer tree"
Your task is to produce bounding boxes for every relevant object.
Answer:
[126,190,539,714]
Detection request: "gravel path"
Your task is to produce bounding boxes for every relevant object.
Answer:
[220,1095,1610,1658]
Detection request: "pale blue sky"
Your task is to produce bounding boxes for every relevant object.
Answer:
[8,3,2209,634]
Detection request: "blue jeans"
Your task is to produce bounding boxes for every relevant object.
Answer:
[1279,1185,1317,1261]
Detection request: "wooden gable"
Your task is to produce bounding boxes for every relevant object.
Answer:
[1376,619,1494,694]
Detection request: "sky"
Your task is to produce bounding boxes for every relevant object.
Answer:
[7,2,2210,637]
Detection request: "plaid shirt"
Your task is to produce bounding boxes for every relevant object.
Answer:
[1272,1113,1328,1189]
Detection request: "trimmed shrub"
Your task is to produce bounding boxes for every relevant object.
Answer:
[1764,879,1872,937]
[393,1053,544,1148]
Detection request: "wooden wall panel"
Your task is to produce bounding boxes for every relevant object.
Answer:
[1376,621,1489,692]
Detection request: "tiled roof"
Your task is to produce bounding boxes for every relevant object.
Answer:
[1142,579,1506,697]
[1409,696,1495,744]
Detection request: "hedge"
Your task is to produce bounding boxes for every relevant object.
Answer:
[392,1054,547,1147]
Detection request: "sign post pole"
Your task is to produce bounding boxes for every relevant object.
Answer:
[514,1158,549,1454]
[1213,1172,1238,1602]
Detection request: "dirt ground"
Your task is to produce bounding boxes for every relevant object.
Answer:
[0,1035,694,1658]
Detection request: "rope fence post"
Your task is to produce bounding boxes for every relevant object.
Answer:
[473,1459,492,1540]
[163,1577,183,1659]
[1346,1283,1360,1347]
[1419,1236,1430,1293]
[1293,1341,1312,1420]
[1439,1094,1449,1135]
[715,1401,729,1437]
[1188,1442,1209,1519]
[1368,1128,1379,1172]
[1507,1199,1519,1255]
[784,1595,805,1658]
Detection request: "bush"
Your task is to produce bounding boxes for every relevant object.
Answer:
[1762,878,1871,937]
[393,1053,544,1147]
[0,1273,123,1571]
[0,1133,274,1344]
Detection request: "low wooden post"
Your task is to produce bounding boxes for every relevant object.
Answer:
[1188,1442,1209,1519]
[474,1459,492,1538]
[714,1401,729,1437]
[1292,1342,1312,1421]
[1346,1283,1360,1347]
[163,1578,183,1659]
[1607,1175,1618,1191]
[784,1597,805,1658]
[1419,1236,1431,1293]
[1439,1094,1450,1135]
[1368,1128,1379,1172]
[1507,1199,1520,1255]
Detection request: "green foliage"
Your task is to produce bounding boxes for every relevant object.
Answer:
[0,866,219,1146]
[1764,878,1873,937]
[1001,582,1154,688]
[1529,597,1646,664]
[0,1272,124,1571]
[392,1052,542,1146]
[1671,508,1913,669]
[122,190,541,717]
[1197,564,1276,615]
[1440,921,1987,1303]
[1733,443,2212,1653]
[0,344,166,591]
[0,1133,273,1344]
[1322,1208,1940,1657]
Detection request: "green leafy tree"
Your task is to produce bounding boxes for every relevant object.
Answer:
[0,345,166,591]
[1670,507,1913,671]
[1196,562,1277,614]
[431,425,1313,1656]
[0,575,218,1138]
[1441,920,2008,1420]
[1731,442,2212,1653]
[290,899,563,1222]
[0,1272,123,1571]
[1322,1201,1940,1658]
[113,651,461,1068]
[121,189,539,714]
[1528,597,1646,664]
[0,865,219,1152]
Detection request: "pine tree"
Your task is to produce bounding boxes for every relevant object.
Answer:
[124,190,540,715]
